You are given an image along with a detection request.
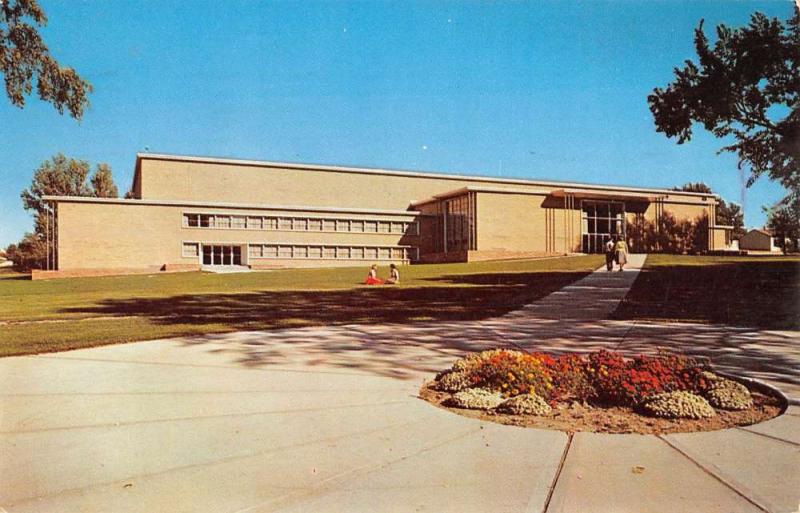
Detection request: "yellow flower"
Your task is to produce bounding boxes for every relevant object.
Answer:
[507,373,516,381]
[527,373,534,379]
[502,383,508,388]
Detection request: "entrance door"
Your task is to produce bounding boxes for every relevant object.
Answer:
[581,201,625,253]
[202,245,243,266]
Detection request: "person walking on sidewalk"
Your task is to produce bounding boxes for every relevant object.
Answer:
[615,237,629,271]
[605,236,616,271]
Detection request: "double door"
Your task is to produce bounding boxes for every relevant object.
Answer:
[202,245,242,266]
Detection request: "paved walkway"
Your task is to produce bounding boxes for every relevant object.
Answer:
[1,255,798,512]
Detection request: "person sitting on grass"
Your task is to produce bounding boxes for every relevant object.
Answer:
[385,263,400,284]
[364,264,384,285]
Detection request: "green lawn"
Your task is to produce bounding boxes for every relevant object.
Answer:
[0,255,602,356]
[613,254,800,329]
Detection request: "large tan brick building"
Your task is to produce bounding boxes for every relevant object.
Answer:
[39,153,730,277]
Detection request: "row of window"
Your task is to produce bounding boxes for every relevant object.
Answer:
[182,213,418,235]
[248,244,417,261]
[182,242,418,262]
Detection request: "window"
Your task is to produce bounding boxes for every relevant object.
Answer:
[247,217,262,230]
[445,195,470,252]
[182,212,420,236]
[247,243,415,261]
[249,245,263,258]
[183,214,199,227]
[182,242,199,257]
[216,216,231,229]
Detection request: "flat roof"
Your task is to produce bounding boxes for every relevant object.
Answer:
[409,185,673,206]
[42,196,420,216]
[135,152,718,200]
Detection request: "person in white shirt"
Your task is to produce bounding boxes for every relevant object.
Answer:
[385,263,400,284]
[605,237,616,271]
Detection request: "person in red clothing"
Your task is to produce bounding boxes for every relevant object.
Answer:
[364,264,384,285]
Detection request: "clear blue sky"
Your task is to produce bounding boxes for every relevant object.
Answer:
[0,0,794,247]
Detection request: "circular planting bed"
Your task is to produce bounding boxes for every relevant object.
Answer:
[420,349,785,434]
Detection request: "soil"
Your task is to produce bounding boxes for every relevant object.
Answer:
[419,382,784,435]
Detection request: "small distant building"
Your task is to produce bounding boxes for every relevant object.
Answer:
[739,229,780,252]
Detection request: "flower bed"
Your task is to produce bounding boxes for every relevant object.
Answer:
[420,349,784,434]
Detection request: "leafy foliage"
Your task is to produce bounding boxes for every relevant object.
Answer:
[0,0,92,119]
[626,212,709,254]
[641,391,716,419]
[13,154,119,270]
[4,232,45,270]
[673,183,745,238]
[649,9,800,205]
[91,163,119,198]
[764,198,800,253]
[440,349,711,407]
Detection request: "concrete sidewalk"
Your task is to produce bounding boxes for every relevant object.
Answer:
[1,255,798,512]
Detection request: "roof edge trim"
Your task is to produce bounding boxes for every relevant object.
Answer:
[42,196,420,216]
[135,152,720,199]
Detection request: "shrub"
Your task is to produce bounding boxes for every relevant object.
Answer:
[641,391,716,419]
[497,393,552,415]
[705,379,753,410]
[549,353,594,402]
[434,370,472,393]
[451,349,523,373]
[447,388,505,410]
[466,350,554,398]
[588,350,707,405]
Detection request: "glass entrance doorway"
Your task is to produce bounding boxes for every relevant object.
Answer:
[202,245,242,266]
[581,201,625,253]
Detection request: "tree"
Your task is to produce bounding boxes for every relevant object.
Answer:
[91,163,119,198]
[765,199,800,253]
[16,154,118,269]
[672,182,745,238]
[21,153,91,235]
[5,232,46,270]
[1,0,92,119]
[649,8,800,205]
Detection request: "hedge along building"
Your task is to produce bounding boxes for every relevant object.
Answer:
[38,153,730,278]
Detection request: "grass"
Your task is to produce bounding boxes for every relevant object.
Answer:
[613,254,800,329]
[0,255,602,356]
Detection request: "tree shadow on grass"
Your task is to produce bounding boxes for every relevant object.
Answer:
[612,259,800,329]
[56,271,589,379]
[61,271,589,329]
